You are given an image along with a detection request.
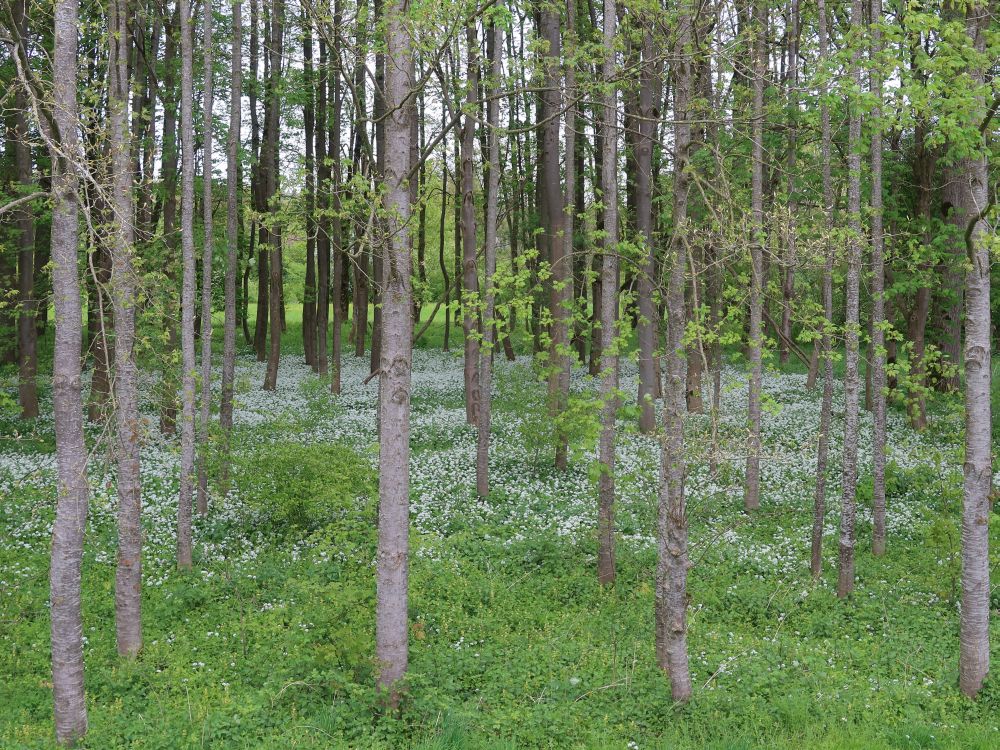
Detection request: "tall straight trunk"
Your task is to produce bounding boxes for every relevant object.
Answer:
[958,0,990,700]
[635,26,657,434]
[811,0,835,578]
[350,7,369,359]
[177,0,198,570]
[303,16,317,368]
[477,21,502,498]
[159,4,181,434]
[50,0,89,740]
[540,7,568,463]
[197,0,215,515]
[220,0,243,488]
[837,0,865,599]
[870,0,887,557]
[439,130,451,352]
[251,0,268,361]
[370,0,386,377]
[596,0,618,587]
[316,33,330,378]
[461,21,481,426]
[375,0,414,703]
[109,0,143,658]
[744,0,765,512]
[263,0,285,390]
[11,0,37,419]
[779,0,799,367]
[655,1,693,702]
[329,18,344,391]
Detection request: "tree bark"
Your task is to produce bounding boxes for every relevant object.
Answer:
[635,25,657,433]
[837,0,865,599]
[262,0,285,391]
[220,0,243,491]
[375,0,414,704]
[461,21,481,426]
[958,0,991,700]
[177,0,198,570]
[744,0,765,512]
[870,0,887,558]
[197,0,216,515]
[476,21,501,498]
[655,0,693,702]
[596,0,618,587]
[49,0,89,739]
[811,0,835,579]
[109,0,143,658]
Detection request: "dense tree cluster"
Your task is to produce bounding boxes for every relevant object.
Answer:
[0,0,995,743]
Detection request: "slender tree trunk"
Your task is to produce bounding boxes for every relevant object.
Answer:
[303,16,317,368]
[958,0,990,699]
[263,0,285,390]
[461,21,481,426]
[49,0,89,739]
[220,0,242,491]
[811,0,835,578]
[870,0,887,558]
[108,0,143,658]
[780,0,799,367]
[375,0,413,703]
[197,0,215,515]
[477,21,502,498]
[837,0,865,599]
[744,0,766,512]
[596,0,618,587]
[655,1,693,701]
[11,0,37,419]
[635,25,657,434]
[177,0,198,570]
[439,127,451,353]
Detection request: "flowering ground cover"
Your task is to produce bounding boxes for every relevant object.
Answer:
[1,341,998,748]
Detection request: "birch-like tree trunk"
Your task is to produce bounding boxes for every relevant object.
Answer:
[220,0,243,487]
[49,0,89,738]
[958,0,991,699]
[596,0,619,586]
[744,0,765,512]
[655,1,693,701]
[109,0,143,658]
[262,0,285,391]
[869,0,887,557]
[197,0,215,514]
[461,21,481,426]
[375,0,413,704]
[177,0,198,570]
[810,0,835,578]
[837,0,865,599]
[476,20,502,498]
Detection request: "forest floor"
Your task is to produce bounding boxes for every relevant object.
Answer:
[1,331,999,748]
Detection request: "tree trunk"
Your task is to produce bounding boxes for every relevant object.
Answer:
[744,0,766,512]
[477,21,502,498]
[220,0,242,491]
[263,0,285,391]
[656,0,693,702]
[811,0,835,578]
[779,0,799,367]
[11,0,37,419]
[177,0,198,570]
[870,0,887,558]
[837,0,865,599]
[958,0,990,700]
[461,21,481,426]
[197,0,215,515]
[375,0,414,704]
[635,26,657,433]
[596,0,618,587]
[49,0,89,739]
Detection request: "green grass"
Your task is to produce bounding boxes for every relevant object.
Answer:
[1,305,998,749]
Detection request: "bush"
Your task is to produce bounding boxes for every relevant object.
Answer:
[232,441,376,535]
